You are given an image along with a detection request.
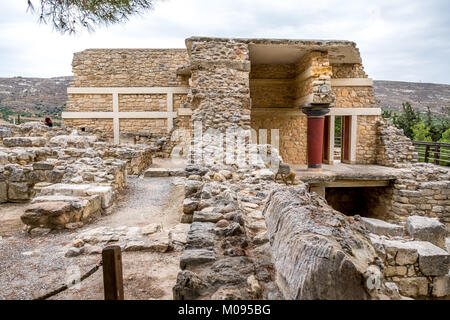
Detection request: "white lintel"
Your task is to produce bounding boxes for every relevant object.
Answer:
[67,86,190,94]
[331,78,373,87]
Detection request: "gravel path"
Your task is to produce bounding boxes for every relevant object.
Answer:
[0,177,185,300]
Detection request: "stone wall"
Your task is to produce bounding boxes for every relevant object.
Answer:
[71,49,189,87]
[390,163,450,227]
[376,118,417,166]
[66,94,113,112]
[251,114,307,165]
[295,51,333,105]
[118,94,166,112]
[333,86,376,108]
[356,115,379,164]
[331,63,368,79]
[185,38,251,165]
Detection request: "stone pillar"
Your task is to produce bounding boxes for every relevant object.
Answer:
[301,104,330,170]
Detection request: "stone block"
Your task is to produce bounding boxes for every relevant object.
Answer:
[432,273,450,298]
[416,241,449,276]
[406,216,447,249]
[393,277,429,298]
[0,181,7,203]
[8,181,29,201]
[180,248,217,269]
[360,217,404,237]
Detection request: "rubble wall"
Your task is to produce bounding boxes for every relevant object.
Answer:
[376,118,417,166]
[391,164,450,227]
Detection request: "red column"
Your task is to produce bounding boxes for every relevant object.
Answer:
[307,117,325,170]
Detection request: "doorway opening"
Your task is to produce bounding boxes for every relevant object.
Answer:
[325,186,393,219]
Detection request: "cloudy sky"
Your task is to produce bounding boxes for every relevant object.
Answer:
[1,0,449,84]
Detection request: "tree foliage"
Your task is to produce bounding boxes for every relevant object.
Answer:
[411,122,432,142]
[26,0,156,34]
[391,102,420,139]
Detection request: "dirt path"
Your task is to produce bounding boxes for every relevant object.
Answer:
[0,177,185,300]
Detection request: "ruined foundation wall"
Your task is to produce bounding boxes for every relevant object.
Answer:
[376,118,417,166]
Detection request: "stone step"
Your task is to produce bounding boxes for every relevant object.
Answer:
[361,217,404,237]
[21,194,102,230]
[375,238,449,276]
[406,215,447,250]
[39,183,113,208]
[144,168,185,177]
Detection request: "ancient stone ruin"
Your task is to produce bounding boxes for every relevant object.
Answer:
[0,37,448,300]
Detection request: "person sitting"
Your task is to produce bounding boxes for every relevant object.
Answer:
[44,117,53,127]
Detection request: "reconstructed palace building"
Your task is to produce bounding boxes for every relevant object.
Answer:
[62,37,409,168]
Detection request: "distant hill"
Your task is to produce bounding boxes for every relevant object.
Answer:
[373,80,450,116]
[0,76,448,118]
[0,76,71,119]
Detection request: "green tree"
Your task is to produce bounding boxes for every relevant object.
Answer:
[411,122,432,141]
[27,0,156,34]
[392,102,420,139]
[439,128,450,143]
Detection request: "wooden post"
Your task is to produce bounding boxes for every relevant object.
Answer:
[424,144,430,163]
[434,145,440,165]
[102,245,124,300]
[17,115,21,125]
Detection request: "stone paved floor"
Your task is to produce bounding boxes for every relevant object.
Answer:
[0,176,185,300]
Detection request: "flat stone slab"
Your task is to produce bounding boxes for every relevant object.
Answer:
[3,137,46,148]
[39,183,113,208]
[144,168,185,177]
[406,216,447,249]
[361,217,404,237]
[180,248,217,269]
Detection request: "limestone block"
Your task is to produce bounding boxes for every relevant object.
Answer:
[180,248,217,269]
[393,277,429,298]
[432,273,450,298]
[406,216,447,249]
[86,185,113,209]
[8,181,29,201]
[361,217,404,237]
[416,241,449,276]
[3,137,46,148]
[0,181,7,203]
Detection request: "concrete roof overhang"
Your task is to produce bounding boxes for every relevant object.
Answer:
[185,37,363,64]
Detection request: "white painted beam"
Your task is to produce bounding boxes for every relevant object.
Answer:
[62,111,178,119]
[331,78,373,87]
[67,87,190,94]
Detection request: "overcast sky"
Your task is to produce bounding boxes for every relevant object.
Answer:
[1,0,449,84]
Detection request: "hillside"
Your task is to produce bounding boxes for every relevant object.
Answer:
[373,80,450,116]
[0,76,448,118]
[0,76,71,119]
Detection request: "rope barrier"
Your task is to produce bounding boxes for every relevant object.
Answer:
[34,260,103,300]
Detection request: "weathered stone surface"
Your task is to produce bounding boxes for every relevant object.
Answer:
[393,277,429,297]
[263,185,394,300]
[0,181,7,203]
[32,162,55,171]
[360,217,404,237]
[406,216,447,249]
[193,210,223,223]
[183,198,198,214]
[180,248,217,269]
[186,222,215,248]
[8,181,29,201]
[185,180,203,197]
[3,137,46,147]
[432,273,450,298]
[173,270,209,300]
[416,242,449,276]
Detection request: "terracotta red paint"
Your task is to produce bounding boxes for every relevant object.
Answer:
[307,117,325,168]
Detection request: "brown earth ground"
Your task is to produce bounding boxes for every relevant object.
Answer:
[0,176,185,300]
